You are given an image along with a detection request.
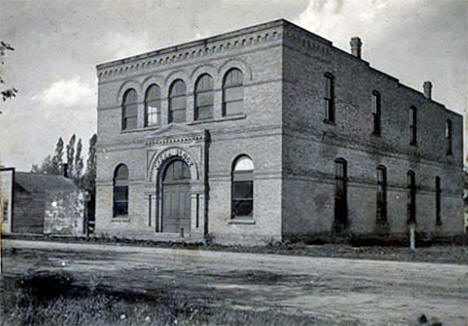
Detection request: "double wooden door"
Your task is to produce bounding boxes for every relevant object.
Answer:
[162,160,191,233]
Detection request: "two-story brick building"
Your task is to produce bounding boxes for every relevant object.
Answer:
[95,19,463,244]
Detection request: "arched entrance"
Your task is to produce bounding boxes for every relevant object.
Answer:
[161,159,191,233]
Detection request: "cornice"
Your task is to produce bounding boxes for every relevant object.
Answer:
[97,24,283,82]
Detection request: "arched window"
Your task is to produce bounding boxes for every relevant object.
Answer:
[445,119,452,155]
[169,80,186,123]
[144,84,161,127]
[407,170,416,224]
[122,89,137,130]
[324,73,335,123]
[113,164,129,217]
[223,68,243,116]
[232,155,253,218]
[372,91,381,136]
[435,176,441,225]
[195,74,214,121]
[376,165,387,224]
[409,106,417,145]
[334,158,347,231]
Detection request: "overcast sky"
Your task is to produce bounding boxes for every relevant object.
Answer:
[0,0,467,171]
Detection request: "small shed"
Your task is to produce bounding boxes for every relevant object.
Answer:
[0,168,85,236]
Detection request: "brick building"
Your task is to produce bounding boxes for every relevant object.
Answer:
[95,19,463,244]
[0,167,85,236]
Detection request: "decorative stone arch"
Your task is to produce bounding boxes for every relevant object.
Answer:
[148,146,200,184]
[117,80,143,104]
[218,58,253,87]
[163,70,190,95]
[190,64,217,90]
[141,75,165,96]
[230,152,255,172]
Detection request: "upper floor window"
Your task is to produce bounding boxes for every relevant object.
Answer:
[223,68,244,116]
[144,84,161,127]
[324,73,335,123]
[445,119,452,155]
[122,89,137,130]
[169,80,186,123]
[195,74,214,121]
[372,91,381,136]
[409,106,417,145]
[232,155,254,218]
[113,164,129,217]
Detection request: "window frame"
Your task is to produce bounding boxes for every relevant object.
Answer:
[435,176,442,225]
[144,84,161,127]
[445,119,452,155]
[169,79,187,123]
[376,165,387,225]
[194,74,214,121]
[113,164,129,218]
[231,155,254,219]
[409,106,417,146]
[122,89,138,131]
[222,68,244,117]
[371,90,381,136]
[324,73,335,124]
[407,170,416,224]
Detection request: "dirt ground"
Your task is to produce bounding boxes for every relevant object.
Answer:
[2,240,468,325]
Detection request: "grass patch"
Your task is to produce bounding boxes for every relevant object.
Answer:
[0,271,326,326]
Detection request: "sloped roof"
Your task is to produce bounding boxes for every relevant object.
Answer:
[14,172,80,193]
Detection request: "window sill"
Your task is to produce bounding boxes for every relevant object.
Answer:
[188,113,246,125]
[112,217,130,222]
[121,125,161,134]
[229,218,255,225]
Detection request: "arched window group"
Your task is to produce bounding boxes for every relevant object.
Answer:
[231,155,254,218]
[121,68,244,129]
[113,164,129,217]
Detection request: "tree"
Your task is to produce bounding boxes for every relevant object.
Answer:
[84,134,97,192]
[31,137,64,175]
[74,138,84,180]
[0,41,18,112]
[66,134,76,177]
[51,137,65,174]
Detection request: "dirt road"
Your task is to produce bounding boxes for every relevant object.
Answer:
[3,240,468,325]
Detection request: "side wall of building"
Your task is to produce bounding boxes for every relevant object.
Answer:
[13,188,45,234]
[44,190,85,236]
[281,23,464,240]
[0,169,14,234]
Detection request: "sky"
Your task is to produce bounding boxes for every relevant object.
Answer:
[0,0,467,171]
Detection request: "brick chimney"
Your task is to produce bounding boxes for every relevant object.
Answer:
[423,81,432,99]
[350,37,362,59]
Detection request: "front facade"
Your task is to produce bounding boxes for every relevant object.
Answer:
[95,20,463,244]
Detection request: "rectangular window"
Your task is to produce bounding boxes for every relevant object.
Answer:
[2,200,8,221]
[376,167,387,224]
[372,92,381,135]
[324,74,335,123]
[436,177,441,225]
[407,172,416,224]
[409,106,417,145]
[445,120,452,155]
